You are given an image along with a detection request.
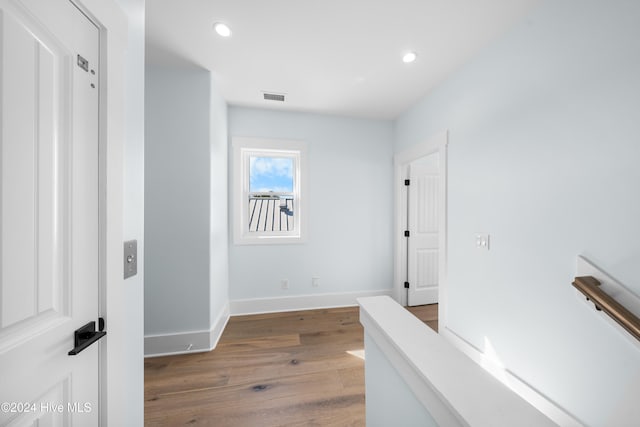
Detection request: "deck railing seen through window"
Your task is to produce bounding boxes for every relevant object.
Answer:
[248,194,294,232]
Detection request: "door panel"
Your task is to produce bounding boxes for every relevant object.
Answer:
[416,174,439,234]
[408,153,439,306]
[5,378,69,427]
[1,0,68,336]
[416,249,438,290]
[0,0,100,424]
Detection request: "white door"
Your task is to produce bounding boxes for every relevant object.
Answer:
[0,0,101,425]
[407,153,439,306]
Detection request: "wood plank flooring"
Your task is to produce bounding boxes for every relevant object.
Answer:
[145,305,438,426]
[405,303,439,332]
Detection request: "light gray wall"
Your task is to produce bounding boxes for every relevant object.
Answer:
[210,78,230,324]
[113,0,144,424]
[228,107,394,300]
[395,0,640,424]
[145,66,212,334]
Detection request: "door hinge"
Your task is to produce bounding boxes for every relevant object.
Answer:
[404,230,410,237]
[404,179,410,186]
[404,282,410,289]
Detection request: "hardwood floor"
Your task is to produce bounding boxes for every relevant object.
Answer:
[145,305,438,426]
[405,303,438,332]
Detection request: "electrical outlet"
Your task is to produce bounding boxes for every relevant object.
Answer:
[281,279,289,290]
[312,277,320,287]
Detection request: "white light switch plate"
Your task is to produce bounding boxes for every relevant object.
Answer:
[476,233,490,250]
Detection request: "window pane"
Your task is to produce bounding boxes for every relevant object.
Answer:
[249,156,294,193]
[248,195,295,232]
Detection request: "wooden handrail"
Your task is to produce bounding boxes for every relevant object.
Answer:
[572,276,640,342]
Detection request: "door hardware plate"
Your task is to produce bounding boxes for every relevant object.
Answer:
[124,240,137,279]
[77,54,89,72]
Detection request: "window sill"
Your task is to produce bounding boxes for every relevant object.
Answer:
[233,234,307,246]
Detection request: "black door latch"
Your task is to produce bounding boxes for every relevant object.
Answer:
[68,319,106,356]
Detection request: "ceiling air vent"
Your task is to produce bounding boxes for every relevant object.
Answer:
[263,92,285,102]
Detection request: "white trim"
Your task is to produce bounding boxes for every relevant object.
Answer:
[144,303,230,357]
[359,296,562,427]
[232,137,308,245]
[361,309,466,426]
[393,131,448,324]
[65,1,127,425]
[210,302,231,351]
[441,326,584,427]
[230,290,392,316]
[144,330,213,358]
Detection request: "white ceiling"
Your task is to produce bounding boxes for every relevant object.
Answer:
[146,0,542,120]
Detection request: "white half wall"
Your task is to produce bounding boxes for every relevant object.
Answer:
[360,296,559,427]
[228,107,394,302]
[394,0,640,425]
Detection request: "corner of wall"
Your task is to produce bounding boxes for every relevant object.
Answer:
[208,71,230,334]
[144,301,230,357]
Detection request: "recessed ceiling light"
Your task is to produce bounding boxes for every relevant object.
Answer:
[213,22,232,38]
[402,52,417,63]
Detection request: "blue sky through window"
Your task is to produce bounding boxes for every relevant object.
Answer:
[250,156,294,192]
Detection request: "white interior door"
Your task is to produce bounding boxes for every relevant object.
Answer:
[407,153,439,306]
[0,0,101,425]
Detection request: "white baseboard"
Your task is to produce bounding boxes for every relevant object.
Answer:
[230,289,392,315]
[144,302,230,358]
[209,302,229,350]
[441,326,584,427]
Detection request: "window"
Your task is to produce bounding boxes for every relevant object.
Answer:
[233,137,308,244]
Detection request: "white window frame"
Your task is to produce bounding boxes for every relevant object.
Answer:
[232,137,308,245]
